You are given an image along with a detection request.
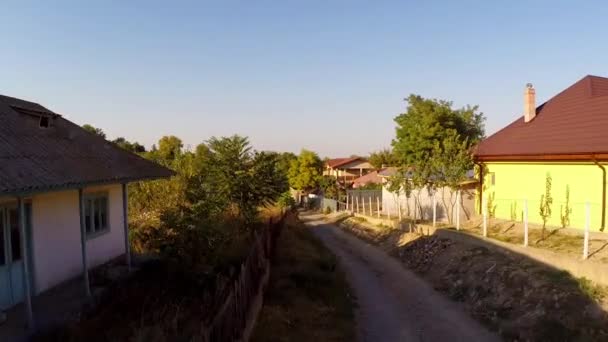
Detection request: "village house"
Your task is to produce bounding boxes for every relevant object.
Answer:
[324,157,374,184]
[0,95,173,327]
[475,75,608,231]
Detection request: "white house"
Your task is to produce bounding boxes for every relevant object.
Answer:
[0,95,172,327]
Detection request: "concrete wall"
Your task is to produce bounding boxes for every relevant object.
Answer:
[382,185,474,223]
[482,162,605,231]
[31,184,125,293]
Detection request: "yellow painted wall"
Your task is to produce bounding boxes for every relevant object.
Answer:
[481,162,605,231]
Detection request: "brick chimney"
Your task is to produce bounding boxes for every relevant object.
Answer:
[524,83,536,122]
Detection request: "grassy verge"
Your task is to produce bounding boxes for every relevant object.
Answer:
[251,216,357,342]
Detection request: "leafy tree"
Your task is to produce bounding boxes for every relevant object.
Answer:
[112,137,146,153]
[288,149,323,193]
[368,148,398,169]
[539,172,553,240]
[392,95,484,220]
[82,124,106,139]
[319,175,340,199]
[156,136,183,161]
[431,131,474,223]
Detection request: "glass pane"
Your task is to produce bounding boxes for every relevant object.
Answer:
[100,197,108,229]
[93,198,101,231]
[9,209,21,261]
[0,210,5,266]
[85,199,92,233]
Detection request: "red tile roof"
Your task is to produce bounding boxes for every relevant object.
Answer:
[475,75,608,161]
[0,95,174,195]
[352,171,383,188]
[326,157,365,168]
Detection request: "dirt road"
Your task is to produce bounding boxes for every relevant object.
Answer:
[302,213,499,342]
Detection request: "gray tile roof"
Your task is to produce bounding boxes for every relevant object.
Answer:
[0,94,174,195]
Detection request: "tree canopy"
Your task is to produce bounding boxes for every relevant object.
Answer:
[368,148,399,169]
[288,149,323,193]
[82,124,106,139]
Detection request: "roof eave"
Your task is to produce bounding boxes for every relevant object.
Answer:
[0,173,175,198]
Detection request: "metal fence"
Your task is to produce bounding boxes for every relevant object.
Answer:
[201,214,286,341]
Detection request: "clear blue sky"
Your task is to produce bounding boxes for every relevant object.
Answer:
[2,1,607,157]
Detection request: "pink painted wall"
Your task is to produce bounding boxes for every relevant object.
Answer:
[31,184,126,294]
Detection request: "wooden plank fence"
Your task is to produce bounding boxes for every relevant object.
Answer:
[201,214,286,341]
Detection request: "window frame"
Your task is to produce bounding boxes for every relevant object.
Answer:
[84,192,110,239]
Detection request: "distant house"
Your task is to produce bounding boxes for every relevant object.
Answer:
[324,157,374,184]
[352,170,383,189]
[474,75,608,231]
[0,95,173,325]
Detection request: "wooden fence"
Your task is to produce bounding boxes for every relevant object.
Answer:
[201,214,286,341]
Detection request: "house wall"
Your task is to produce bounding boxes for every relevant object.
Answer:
[31,184,125,294]
[481,162,605,231]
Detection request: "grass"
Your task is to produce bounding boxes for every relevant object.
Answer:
[578,277,608,301]
[251,217,357,342]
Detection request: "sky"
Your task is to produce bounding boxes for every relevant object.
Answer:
[2,1,608,157]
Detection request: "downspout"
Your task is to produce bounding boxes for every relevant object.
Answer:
[593,158,606,231]
[474,161,484,215]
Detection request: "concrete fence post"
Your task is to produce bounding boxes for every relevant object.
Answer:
[346,195,349,212]
[524,199,529,247]
[482,195,487,237]
[356,196,360,213]
[432,193,437,228]
[377,197,381,219]
[369,196,372,217]
[388,203,391,220]
[456,190,461,231]
[584,202,590,260]
[363,196,366,216]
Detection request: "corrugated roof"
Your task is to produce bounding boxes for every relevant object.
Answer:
[475,75,608,160]
[0,94,174,195]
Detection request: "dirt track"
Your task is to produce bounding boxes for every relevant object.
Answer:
[302,213,498,342]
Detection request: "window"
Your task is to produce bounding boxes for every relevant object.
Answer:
[84,193,109,237]
[39,116,50,128]
[490,172,496,186]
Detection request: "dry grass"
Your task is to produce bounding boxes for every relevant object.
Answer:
[461,217,608,262]
[250,216,356,342]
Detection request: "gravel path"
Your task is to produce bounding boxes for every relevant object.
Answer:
[302,213,499,342]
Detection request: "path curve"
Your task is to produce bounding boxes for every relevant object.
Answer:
[302,213,499,342]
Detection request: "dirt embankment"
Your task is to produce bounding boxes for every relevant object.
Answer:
[336,216,608,341]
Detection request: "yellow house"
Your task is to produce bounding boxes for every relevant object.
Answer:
[475,75,608,232]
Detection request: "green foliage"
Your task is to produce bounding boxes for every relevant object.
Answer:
[391,95,484,222]
[82,124,106,139]
[487,192,497,218]
[324,206,332,214]
[539,173,553,239]
[510,201,519,221]
[288,149,323,192]
[319,175,340,199]
[112,137,146,153]
[356,183,382,190]
[560,185,572,228]
[129,134,290,257]
[277,192,296,209]
[368,148,398,169]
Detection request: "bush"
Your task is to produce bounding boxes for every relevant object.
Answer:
[277,192,296,209]
[324,206,332,214]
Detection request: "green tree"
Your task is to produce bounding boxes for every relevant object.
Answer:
[392,95,484,220]
[112,137,146,153]
[82,124,106,139]
[156,136,183,161]
[288,149,323,193]
[368,148,398,169]
[431,131,474,223]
